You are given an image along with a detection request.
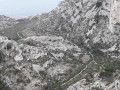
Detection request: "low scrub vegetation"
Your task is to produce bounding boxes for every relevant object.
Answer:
[0,50,5,62]
[91,87,103,90]
[0,79,11,90]
[99,67,115,78]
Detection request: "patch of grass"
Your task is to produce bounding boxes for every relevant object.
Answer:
[91,87,103,90]
[99,67,115,78]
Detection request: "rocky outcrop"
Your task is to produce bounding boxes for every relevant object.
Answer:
[0,35,84,90]
[0,15,18,31]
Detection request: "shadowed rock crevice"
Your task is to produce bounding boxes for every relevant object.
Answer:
[96,1,102,8]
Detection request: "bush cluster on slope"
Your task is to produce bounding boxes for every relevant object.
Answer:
[0,79,11,90]
[0,51,5,62]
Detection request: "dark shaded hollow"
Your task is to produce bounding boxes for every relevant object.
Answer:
[96,2,102,7]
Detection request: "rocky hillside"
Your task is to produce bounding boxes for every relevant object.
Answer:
[0,15,18,34]
[0,0,120,90]
[1,0,120,58]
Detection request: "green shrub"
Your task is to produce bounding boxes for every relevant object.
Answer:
[0,51,5,62]
[92,49,104,56]
[96,2,102,8]
[99,67,115,78]
[26,79,31,83]
[13,36,20,41]
[13,69,21,75]
[6,43,12,50]
[0,79,11,90]
[17,79,24,83]
[91,87,103,90]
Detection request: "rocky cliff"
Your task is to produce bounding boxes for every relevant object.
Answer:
[0,0,120,90]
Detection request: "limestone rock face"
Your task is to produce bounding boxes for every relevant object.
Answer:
[1,0,120,54]
[0,15,18,31]
[0,35,83,90]
[0,0,120,90]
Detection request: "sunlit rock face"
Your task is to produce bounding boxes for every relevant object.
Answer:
[55,0,120,52]
[109,0,120,33]
[111,0,120,23]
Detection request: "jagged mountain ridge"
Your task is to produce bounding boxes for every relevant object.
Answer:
[0,0,120,90]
